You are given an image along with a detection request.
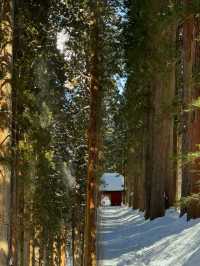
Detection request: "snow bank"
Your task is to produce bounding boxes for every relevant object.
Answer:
[98,207,200,266]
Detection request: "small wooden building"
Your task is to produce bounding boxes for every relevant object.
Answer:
[100,173,125,206]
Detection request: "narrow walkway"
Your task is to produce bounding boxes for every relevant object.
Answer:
[98,206,200,266]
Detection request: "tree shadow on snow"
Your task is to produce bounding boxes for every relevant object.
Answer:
[98,207,200,262]
[183,247,200,266]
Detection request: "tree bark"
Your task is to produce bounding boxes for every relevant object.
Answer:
[146,17,177,220]
[126,142,135,207]
[84,1,102,265]
[181,13,195,197]
[190,18,200,193]
[0,0,13,264]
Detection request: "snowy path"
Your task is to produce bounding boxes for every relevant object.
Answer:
[98,206,200,266]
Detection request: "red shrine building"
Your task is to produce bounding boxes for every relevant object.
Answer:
[100,173,125,206]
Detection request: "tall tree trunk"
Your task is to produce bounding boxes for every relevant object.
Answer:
[131,143,144,210]
[144,93,154,219]
[149,79,166,219]
[175,25,184,203]
[147,21,177,220]
[163,26,177,206]
[10,0,20,263]
[138,142,145,211]
[0,0,13,264]
[60,236,66,266]
[126,142,135,207]
[18,182,25,266]
[181,14,195,197]
[72,197,84,266]
[149,65,176,218]
[84,1,102,265]
[191,18,200,193]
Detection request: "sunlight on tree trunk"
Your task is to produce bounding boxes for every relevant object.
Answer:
[84,1,102,265]
[0,0,13,264]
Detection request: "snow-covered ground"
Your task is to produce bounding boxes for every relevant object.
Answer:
[98,207,200,266]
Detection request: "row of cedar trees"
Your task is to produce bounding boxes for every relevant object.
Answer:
[2,1,200,266]
[0,0,121,266]
[84,0,200,264]
[1,0,74,265]
[0,0,85,265]
[125,0,200,220]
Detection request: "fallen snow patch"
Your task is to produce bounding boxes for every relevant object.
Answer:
[98,207,200,266]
